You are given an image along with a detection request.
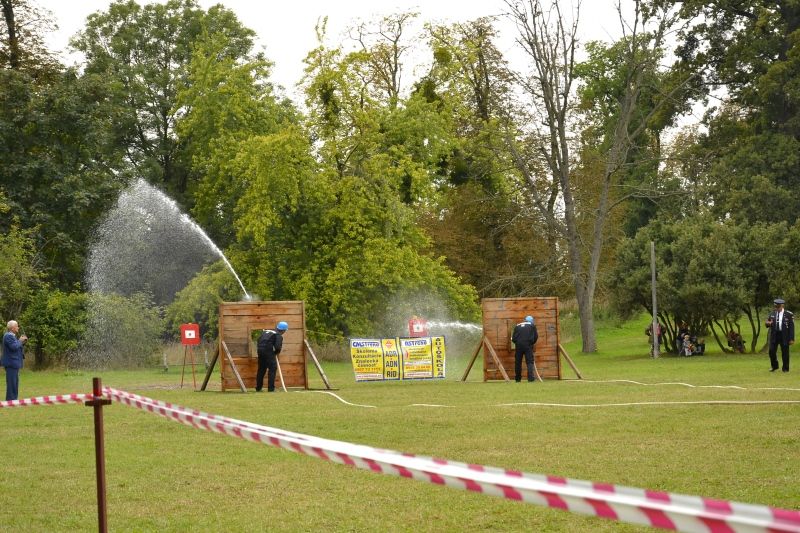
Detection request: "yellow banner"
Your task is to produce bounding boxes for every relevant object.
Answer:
[432,335,446,378]
[381,338,401,380]
[349,339,384,382]
[399,337,434,379]
[349,336,446,382]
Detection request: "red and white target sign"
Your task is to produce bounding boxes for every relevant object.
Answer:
[180,323,201,346]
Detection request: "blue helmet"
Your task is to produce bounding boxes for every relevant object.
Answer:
[525,315,534,323]
[276,321,288,331]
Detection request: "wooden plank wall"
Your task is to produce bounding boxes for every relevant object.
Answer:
[482,297,561,381]
[219,301,308,391]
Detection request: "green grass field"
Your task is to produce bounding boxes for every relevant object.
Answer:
[0,315,798,532]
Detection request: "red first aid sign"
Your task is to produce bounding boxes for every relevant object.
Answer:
[180,323,201,345]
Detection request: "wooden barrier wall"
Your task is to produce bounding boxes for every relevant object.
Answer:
[482,297,561,381]
[219,301,308,391]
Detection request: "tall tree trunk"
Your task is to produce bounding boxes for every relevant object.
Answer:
[1,0,20,69]
[504,0,686,352]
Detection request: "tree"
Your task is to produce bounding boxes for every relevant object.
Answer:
[21,287,87,368]
[71,0,257,203]
[176,32,296,247]
[674,1,800,225]
[350,11,418,109]
[503,0,689,352]
[0,191,41,320]
[610,217,798,353]
[422,19,565,298]
[0,68,128,287]
[174,22,480,337]
[0,0,59,78]
[165,261,240,341]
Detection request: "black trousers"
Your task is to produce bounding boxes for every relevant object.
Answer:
[256,353,278,391]
[514,346,536,382]
[769,331,790,371]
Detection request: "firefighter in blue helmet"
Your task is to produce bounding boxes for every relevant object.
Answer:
[511,315,539,382]
[256,321,287,392]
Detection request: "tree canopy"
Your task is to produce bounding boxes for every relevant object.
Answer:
[4,0,800,362]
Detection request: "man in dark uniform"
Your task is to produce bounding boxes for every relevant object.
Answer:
[511,315,539,382]
[766,298,794,372]
[256,321,287,392]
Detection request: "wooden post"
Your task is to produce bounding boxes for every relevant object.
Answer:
[460,336,485,381]
[483,337,510,381]
[304,339,333,389]
[651,240,660,359]
[221,341,247,392]
[558,344,583,379]
[200,345,219,391]
[276,357,288,392]
[532,351,543,382]
[84,377,112,533]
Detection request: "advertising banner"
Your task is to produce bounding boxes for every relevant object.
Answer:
[349,336,446,382]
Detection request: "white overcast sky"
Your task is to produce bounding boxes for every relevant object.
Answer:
[37,0,631,101]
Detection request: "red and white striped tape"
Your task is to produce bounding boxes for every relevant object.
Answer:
[103,387,800,533]
[0,393,92,409]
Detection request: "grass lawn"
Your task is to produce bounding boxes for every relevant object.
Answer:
[0,314,798,532]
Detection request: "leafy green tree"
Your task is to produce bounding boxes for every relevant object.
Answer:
[0,192,41,319]
[1,0,126,288]
[20,287,87,368]
[575,36,697,237]
[176,32,296,247]
[71,0,257,203]
[0,69,128,287]
[422,19,561,298]
[291,20,480,336]
[503,0,688,352]
[175,19,480,338]
[673,1,800,224]
[164,261,240,341]
[228,126,481,337]
[74,292,163,368]
[0,0,60,77]
[610,217,796,353]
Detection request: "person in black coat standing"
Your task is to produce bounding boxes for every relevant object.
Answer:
[256,321,287,392]
[511,315,539,382]
[766,298,794,373]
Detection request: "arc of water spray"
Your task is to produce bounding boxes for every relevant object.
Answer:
[176,211,250,300]
[121,179,250,300]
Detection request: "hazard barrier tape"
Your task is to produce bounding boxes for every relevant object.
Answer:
[0,393,92,409]
[103,387,800,533]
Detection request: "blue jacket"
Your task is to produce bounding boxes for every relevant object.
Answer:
[1,331,25,369]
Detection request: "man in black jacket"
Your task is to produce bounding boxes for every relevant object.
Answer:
[511,315,539,382]
[766,298,794,372]
[256,321,287,392]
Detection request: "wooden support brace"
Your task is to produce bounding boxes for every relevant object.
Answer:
[483,336,510,382]
[221,341,247,392]
[460,335,485,381]
[276,357,288,392]
[532,351,543,382]
[200,345,219,391]
[304,339,333,390]
[558,343,583,379]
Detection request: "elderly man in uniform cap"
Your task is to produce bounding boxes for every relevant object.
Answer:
[511,315,539,382]
[765,298,794,372]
